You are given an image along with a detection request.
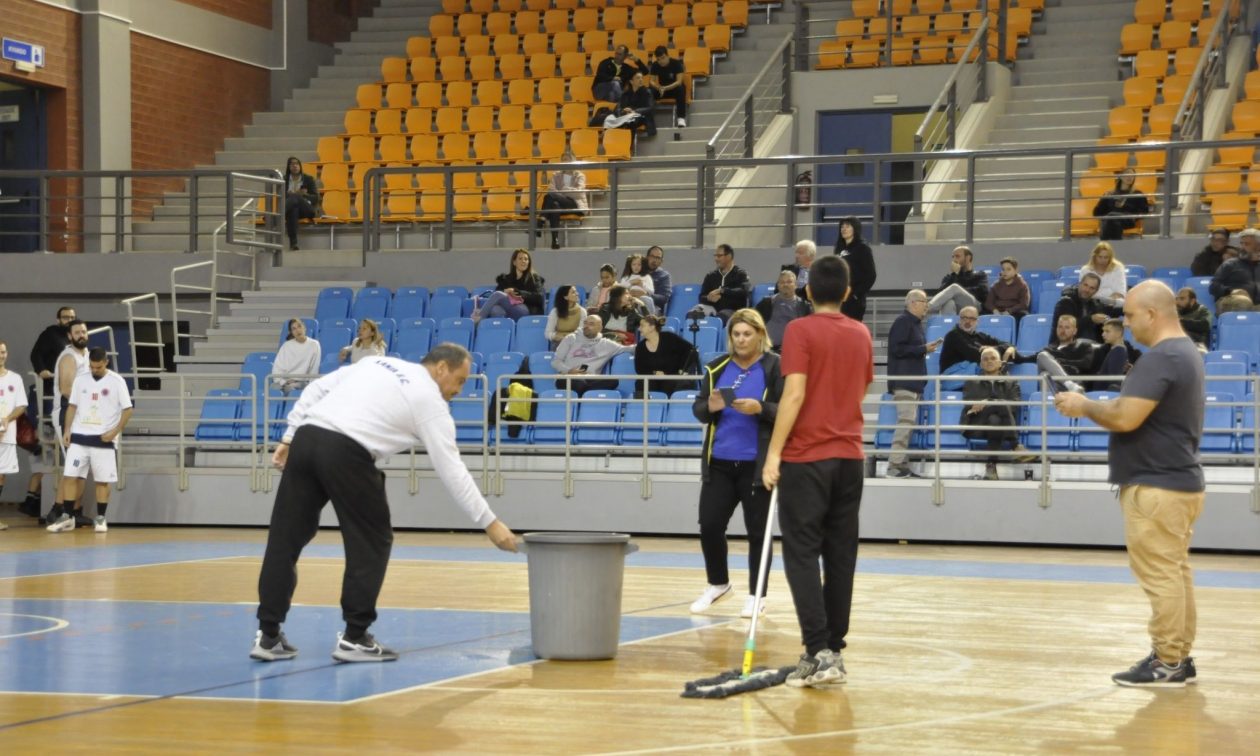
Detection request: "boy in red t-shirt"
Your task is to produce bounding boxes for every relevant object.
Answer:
[763,255,873,688]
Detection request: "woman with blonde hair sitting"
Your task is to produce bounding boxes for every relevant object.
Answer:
[340,319,386,364]
[1079,241,1127,303]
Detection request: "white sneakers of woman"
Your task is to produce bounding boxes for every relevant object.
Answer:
[740,595,767,618]
[689,583,731,613]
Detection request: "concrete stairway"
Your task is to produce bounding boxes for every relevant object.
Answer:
[937,0,1133,241]
[132,0,792,255]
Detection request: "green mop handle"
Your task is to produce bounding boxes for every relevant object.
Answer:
[741,487,778,678]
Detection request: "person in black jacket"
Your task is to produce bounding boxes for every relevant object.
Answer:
[833,216,875,321]
[782,239,816,299]
[689,309,784,619]
[617,72,656,137]
[1175,288,1212,350]
[962,347,1033,480]
[1092,168,1150,241]
[592,45,645,103]
[473,248,546,322]
[633,315,697,396]
[1016,314,1105,383]
[939,306,1015,389]
[885,290,940,478]
[755,270,812,350]
[1095,318,1142,391]
[699,243,751,322]
[30,306,75,389]
[1209,227,1260,312]
[283,156,320,251]
[1051,273,1122,343]
[648,45,687,127]
[595,285,646,343]
[1189,228,1237,277]
[928,245,989,315]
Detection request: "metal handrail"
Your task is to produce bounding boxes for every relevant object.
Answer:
[121,293,166,382]
[914,15,992,153]
[1172,10,1236,140]
[704,32,794,162]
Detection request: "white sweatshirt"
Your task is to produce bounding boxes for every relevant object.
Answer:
[272,338,322,389]
[281,357,496,529]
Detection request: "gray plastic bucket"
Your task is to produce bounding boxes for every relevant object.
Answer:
[520,531,639,660]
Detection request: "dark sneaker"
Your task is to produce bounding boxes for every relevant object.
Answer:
[1184,656,1197,684]
[807,649,847,687]
[18,499,39,518]
[250,630,299,661]
[1112,651,1187,688]
[886,465,920,479]
[785,653,820,688]
[332,632,399,663]
[74,513,94,529]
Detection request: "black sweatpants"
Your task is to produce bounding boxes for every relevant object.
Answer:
[284,194,316,245]
[698,458,772,596]
[777,457,864,656]
[257,425,394,635]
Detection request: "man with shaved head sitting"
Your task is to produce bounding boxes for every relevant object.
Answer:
[1056,281,1205,688]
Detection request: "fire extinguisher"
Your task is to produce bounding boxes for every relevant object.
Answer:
[795,171,812,208]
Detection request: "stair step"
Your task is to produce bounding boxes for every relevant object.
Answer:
[1009,81,1120,102]
[1018,69,1118,87]
[994,110,1109,130]
[989,125,1103,144]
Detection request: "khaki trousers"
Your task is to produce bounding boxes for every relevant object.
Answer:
[1119,484,1205,664]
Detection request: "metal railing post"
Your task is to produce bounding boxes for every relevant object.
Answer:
[114,174,125,253]
[964,153,976,243]
[609,167,619,249]
[39,174,49,251]
[781,41,793,112]
[704,147,717,224]
[188,175,199,253]
[743,96,756,158]
[695,164,707,248]
[1062,149,1076,242]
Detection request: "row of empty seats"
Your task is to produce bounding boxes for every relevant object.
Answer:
[816,4,1036,70]
[400,25,726,68]
[428,2,748,39]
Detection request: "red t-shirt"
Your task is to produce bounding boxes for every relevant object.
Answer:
[780,312,873,462]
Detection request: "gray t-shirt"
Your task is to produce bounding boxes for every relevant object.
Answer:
[1108,336,1204,492]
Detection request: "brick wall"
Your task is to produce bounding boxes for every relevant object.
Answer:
[129,34,271,220]
[0,0,82,251]
[175,0,272,29]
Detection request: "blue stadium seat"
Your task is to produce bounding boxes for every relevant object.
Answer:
[238,388,285,443]
[1153,266,1191,282]
[700,350,725,366]
[351,287,392,322]
[1036,280,1068,314]
[1021,269,1054,291]
[322,317,357,332]
[270,394,298,442]
[919,391,967,450]
[665,283,703,322]
[468,351,483,375]
[318,326,353,356]
[977,314,1015,344]
[925,315,957,343]
[514,315,550,355]
[1125,264,1147,279]
[437,317,475,350]
[1015,314,1053,352]
[1205,360,1249,398]
[573,390,622,445]
[474,318,514,354]
[194,389,243,441]
[608,351,636,397]
[532,390,576,444]
[395,318,436,361]
[1024,391,1073,451]
[619,392,668,446]
[277,317,318,347]
[1008,362,1040,399]
[450,389,488,445]
[374,317,397,351]
[1076,391,1119,451]
[664,316,681,332]
[481,351,525,394]
[319,352,343,374]
[752,283,776,305]
[690,326,721,354]
[1057,265,1079,280]
[432,285,470,299]
[1202,393,1237,453]
[314,287,352,322]
[1124,272,1144,289]
[662,390,702,446]
[690,317,727,352]
[390,286,429,320]
[428,293,465,322]
[1216,311,1260,369]
[874,393,914,449]
[240,352,274,395]
[529,351,558,393]
[1242,405,1257,453]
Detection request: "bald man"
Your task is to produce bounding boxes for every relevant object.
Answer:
[1056,281,1205,688]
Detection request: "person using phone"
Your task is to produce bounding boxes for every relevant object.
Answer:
[885,289,939,478]
[688,309,784,619]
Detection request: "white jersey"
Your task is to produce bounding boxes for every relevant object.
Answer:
[281,357,496,529]
[53,346,89,402]
[68,369,133,443]
[0,369,29,445]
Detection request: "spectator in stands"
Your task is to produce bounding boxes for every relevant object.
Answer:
[29,306,75,440]
[536,152,587,250]
[1209,227,1260,312]
[782,239,815,299]
[545,285,586,347]
[595,285,646,344]
[984,256,1030,319]
[339,319,386,364]
[1092,168,1150,241]
[755,270,812,350]
[592,45,645,103]
[617,72,657,138]
[689,308,784,618]
[272,319,321,394]
[1175,287,1211,351]
[551,314,633,395]
[886,289,940,479]
[1080,241,1127,303]
[700,243,752,323]
[0,339,28,529]
[634,314,697,396]
[474,248,546,322]
[649,45,687,128]
[928,245,989,315]
[834,216,876,321]
[1096,318,1141,391]
[618,253,656,314]
[645,245,672,314]
[940,305,1015,389]
[1190,228,1237,277]
[1052,271,1122,343]
[962,347,1032,481]
[283,156,319,251]
[1017,314,1103,379]
[590,263,618,310]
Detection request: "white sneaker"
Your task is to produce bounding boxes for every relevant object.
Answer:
[807,649,847,687]
[46,513,74,533]
[676,118,686,127]
[94,516,108,533]
[740,595,766,618]
[689,583,731,613]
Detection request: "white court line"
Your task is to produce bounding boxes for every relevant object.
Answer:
[590,685,1122,756]
[0,555,248,581]
[0,613,69,640]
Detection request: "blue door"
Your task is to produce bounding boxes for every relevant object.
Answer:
[0,86,47,252]
[816,111,892,248]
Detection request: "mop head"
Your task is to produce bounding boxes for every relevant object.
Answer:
[680,665,796,699]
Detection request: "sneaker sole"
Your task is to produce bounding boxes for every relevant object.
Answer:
[250,649,298,662]
[332,649,399,663]
[1112,677,1186,688]
[807,669,847,687]
[46,522,74,533]
[689,587,732,614]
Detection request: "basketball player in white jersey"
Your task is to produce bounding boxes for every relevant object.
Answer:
[47,348,133,534]
[0,340,30,531]
[48,320,91,526]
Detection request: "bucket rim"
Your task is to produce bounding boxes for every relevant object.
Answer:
[522,531,633,545]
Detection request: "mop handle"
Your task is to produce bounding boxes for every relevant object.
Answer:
[741,486,779,678]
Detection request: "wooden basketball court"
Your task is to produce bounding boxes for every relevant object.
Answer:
[1,517,1257,753]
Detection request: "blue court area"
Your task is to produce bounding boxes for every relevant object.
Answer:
[0,599,721,703]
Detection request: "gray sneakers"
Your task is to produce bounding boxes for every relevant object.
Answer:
[46,513,74,533]
[785,649,847,688]
[250,630,299,661]
[332,631,399,663]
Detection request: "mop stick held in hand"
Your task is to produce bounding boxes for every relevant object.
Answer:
[741,486,778,678]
